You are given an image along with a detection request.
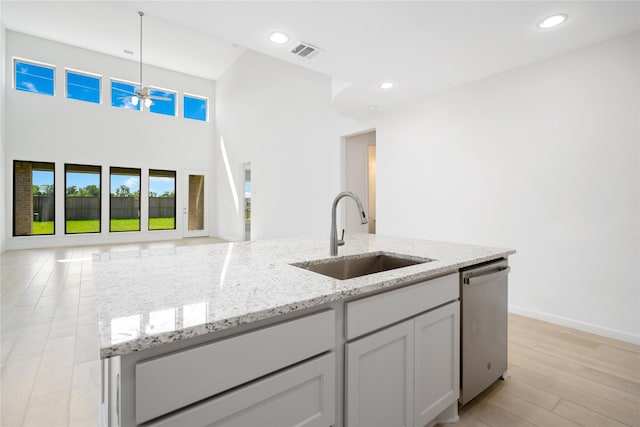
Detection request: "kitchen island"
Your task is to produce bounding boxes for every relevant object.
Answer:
[94,234,515,427]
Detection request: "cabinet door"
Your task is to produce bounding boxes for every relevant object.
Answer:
[413,301,459,427]
[345,319,414,427]
[149,353,335,427]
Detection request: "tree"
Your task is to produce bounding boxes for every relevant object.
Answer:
[34,184,54,196]
[160,191,175,198]
[114,185,131,197]
[66,185,78,196]
[81,185,100,197]
[149,191,158,197]
[40,184,54,195]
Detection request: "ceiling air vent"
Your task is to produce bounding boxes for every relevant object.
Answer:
[291,42,321,59]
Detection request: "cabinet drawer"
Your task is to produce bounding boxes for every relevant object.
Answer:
[148,353,336,427]
[345,273,457,340]
[136,309,335,424]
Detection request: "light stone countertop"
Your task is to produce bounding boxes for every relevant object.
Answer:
[93,234,515,358]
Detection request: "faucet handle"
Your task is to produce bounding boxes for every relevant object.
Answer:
[338,229,345,246]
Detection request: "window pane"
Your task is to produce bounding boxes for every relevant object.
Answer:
[13,161,55,236]
[67,70,101,104]
[184,95,207,121]
[110,168,141,232]
[111,80,140,110]
[65,164,101,234]
[149,170,176,230]
[15,60,55,96]
[149,89,176,116]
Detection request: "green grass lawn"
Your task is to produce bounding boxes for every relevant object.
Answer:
[66,219,101,233]
[149,217,175,230]
[110,219,140,232]
[32,218,176,234]
[50,218,177,234]
[32,221,54,235]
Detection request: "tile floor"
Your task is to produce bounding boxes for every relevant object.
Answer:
[0,237,226,427]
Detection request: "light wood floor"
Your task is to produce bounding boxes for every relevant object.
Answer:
[442,314,640,427]
[1,241,639,427]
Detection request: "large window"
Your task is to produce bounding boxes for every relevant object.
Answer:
[14,59,55,96]
[149,88,176,116]
[111,79,141,111]
[13,161,55,236]
[110,167,141,232]
[65,164,101,234]
[66,69,101,104]
[183,94,207,121]
[149,170,176,230]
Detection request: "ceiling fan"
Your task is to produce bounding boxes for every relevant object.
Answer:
[129,11,170,108]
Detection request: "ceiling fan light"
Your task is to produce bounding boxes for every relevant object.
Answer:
[131,96,139,106]
[144,98,153,108]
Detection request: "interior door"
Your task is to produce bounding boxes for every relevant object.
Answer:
[183,171,209,237]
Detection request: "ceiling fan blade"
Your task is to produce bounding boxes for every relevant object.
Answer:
[112,86,136,97]
[149,95,172,101]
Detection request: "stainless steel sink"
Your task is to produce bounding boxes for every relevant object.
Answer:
[292,252,432,280]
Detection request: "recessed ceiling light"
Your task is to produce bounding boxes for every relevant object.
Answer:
[537,14,568,29]
[379,81,395,90]
[268,32,290,44]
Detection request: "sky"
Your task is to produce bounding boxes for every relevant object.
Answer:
[33,170,53,186]
[33,171,175,194]
[66,172,99,189]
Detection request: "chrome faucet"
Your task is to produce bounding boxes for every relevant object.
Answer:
[330,191,368,256]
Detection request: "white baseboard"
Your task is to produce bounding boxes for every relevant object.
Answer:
[508,305,640,346]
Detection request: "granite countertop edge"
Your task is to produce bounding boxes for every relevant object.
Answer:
[95,235,514,358]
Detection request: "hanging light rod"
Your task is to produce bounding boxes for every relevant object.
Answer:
[138,11,144,90]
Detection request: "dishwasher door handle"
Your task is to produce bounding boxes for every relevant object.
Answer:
[464,266,510,285]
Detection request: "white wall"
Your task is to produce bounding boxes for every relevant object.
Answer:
[4,31,216,250]
[369,31,640,343]
[214,50,356,242]
[344,131,375,233]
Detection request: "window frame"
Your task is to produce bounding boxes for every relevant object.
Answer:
[65,68,102,104]
[13,160,56,237]
[148,169,177,231]
[109,167,142,233]
[13,57,56,97]
[183,93,208,122]
[64,163,102,235]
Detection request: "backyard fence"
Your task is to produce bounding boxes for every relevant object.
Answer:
[110,197,140,219]
[65,197,100,220]
[149,197,176,218]
[35,196,175,221]
[33,196,55,222]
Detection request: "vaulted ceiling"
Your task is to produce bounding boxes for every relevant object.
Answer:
[3,1,639,118]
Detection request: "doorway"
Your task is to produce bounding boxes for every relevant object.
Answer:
[183,171,209,237]
[243,163,251,241]
[344,130,376,234]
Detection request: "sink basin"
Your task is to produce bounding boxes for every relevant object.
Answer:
[292,252,432,280]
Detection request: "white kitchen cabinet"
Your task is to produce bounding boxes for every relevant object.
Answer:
[148,352,335,427]
[414,302,459,427]
[346,319,414,427]
[135,309,335,423]
[345,301,459,427]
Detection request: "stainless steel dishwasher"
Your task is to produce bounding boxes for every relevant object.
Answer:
[459,258,510,406]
